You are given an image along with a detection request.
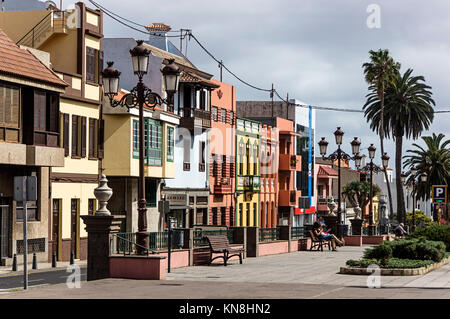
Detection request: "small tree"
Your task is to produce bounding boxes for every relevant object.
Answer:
[405,210,436,230]
[343,181,381,214]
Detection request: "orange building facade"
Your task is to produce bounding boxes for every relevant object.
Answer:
[208,80,236,226]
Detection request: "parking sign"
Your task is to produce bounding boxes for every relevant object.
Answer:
[432,185,447,204]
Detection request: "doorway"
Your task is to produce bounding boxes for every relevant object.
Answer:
[70,199,80,259]
[52,199,62,260]
[0,202,10,258]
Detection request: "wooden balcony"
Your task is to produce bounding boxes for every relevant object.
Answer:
[214,177,232,194]
[179,108,211,130]
[279,154,301,171]
[279,190,301,206]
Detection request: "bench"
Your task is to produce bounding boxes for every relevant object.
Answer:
[205,235,244,266]
[308,230,331,251]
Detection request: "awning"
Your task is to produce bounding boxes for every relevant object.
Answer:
[304,206,316,214]
[294,208,303,215]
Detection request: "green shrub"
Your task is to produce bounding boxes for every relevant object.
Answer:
[363,244,392,264]
[409,225,450,251]
[346,258,435,269]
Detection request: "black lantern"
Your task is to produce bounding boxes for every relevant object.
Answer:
[130,40,150,77]
[161,58,180,95]
[410,165,418,176]
[368,144,376,159]
[334,127,344,145]
[354,152,363,168]
[400,172,407,184]
[350,137,361,155]
[101,61,121,98]
[381,152,390,168]
[318,137,329,156]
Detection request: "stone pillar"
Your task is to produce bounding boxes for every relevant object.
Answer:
[230,226,247,258]
[350,219,363,236]
[246,227,259,257]
[278,225,291,252]
[81,215,122,281]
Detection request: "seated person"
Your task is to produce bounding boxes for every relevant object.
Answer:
[394,223,408,238]
[313,221,344,251]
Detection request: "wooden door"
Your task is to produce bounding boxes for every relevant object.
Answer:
[52,199,61,260]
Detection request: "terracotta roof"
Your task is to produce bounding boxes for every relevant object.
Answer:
[145,23,172,33]
[317,165,338,177]
[180,70,220,88]
[0,28,67,88]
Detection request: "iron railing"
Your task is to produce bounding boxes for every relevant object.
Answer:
[112,231,185,255]
[193,228,234,247]
[291,227,305,239]
[259,227,280,242]
[111,232,154,256]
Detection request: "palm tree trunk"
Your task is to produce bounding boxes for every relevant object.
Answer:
[379,90,395,220]
[395,133,406,224]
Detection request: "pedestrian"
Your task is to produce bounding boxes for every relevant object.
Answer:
[313,221,343,251]
[394,223,408,238]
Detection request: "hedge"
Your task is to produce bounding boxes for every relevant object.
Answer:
[408,225,450,251]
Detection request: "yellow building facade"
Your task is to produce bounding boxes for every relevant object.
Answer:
[235,118,261,227]
[0,3,104,261]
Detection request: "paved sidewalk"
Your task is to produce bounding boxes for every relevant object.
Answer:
[0,246,449,298]
[0,260,87,277]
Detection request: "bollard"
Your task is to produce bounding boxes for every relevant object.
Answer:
[32,252,37,270]
[70,250,74,265]
[52,252,57,268]
[12,253,17,271]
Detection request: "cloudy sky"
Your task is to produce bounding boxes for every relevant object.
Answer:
[60,0,449,169]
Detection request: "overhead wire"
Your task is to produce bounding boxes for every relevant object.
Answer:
[89,0,450,115]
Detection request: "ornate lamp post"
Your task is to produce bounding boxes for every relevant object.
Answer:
[402,167,427,232]
[355,144,389,235]
[102,40,180,253]
[318,128,361,239]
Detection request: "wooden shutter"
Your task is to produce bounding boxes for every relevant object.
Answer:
[81,116,86,157]
[72,114,78,156]
[48,94,59,132]
[97,119,104,159]
[86,47,96,83]
[63,113,69,156]
[89,118,94,158]
[97,50,104,85]
[34,91,46,130]
[0,85,4,125]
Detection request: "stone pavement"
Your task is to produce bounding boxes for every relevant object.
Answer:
[0,245,449,298]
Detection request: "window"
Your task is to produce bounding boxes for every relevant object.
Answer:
[62,113,70,156]
[199,90,206,110]
[132,119,139,158]
[212,107,218,121]
[229,111,234,125]
[0,83,20,142]
[199,141,205,171]
[71,115,79,157]
[221,109,227,123]
[146,119,162,166]
[34,91,46,131]
[167,126,174,162]
[16,201,38,221]
[71,115,87,158]
[182,135,190,170]
[86,47,103,84]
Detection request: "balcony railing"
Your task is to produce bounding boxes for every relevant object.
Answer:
[180,108,211,129]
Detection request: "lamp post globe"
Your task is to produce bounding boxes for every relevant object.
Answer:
[318,137,329,156]
[130,40,150,77]
[420,172,427,183]
[102,61,121,99]
[354,153,362,169]
[368,144,376,159]
[334,127,344,145]
[350,137,361,155]
[410,165,418,176]
[381,152,390,168]
[400,172,407,184]
[161,58,181,95]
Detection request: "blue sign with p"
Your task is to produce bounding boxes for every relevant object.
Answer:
[432,185,447,204]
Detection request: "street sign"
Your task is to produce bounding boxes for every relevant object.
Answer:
[432,185,447,204]
[158,200,170,214]
[14,176,37,202]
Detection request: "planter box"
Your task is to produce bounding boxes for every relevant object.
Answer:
[339,256,450,276]
[362,235,385,245]
[343,235,362,246]
[109,255,167,280]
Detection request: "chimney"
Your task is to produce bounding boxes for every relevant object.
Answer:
[145,22,171,52]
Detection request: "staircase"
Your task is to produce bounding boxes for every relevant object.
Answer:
[16,10,68,48]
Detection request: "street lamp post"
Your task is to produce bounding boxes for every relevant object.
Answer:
[355,144,389,235]
[101,40,180,253]
[401,168,427,232]
[318,128,361,239]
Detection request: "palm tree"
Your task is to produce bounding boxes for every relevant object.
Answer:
[364,68,435,224]
[403,133,450,202]
[362,49,401,220]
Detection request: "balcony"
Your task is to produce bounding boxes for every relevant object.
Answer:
[279,190,301,206]
[237,176,260,191]
[16,10,68,49]
[179,108,211,130]
[317,196,333,212]
[279,154,301,171]
[214,178,232,194]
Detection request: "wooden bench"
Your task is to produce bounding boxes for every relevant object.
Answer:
[205,235,244,266]
[308,230,331,251]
